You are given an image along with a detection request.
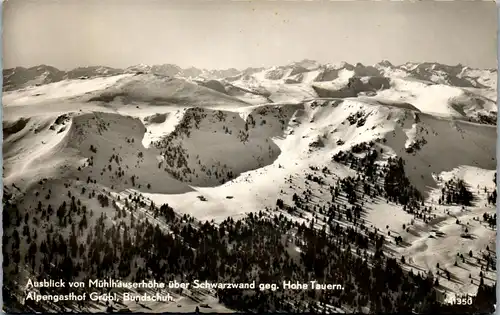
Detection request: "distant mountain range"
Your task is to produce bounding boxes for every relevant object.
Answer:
[3,59,496,92]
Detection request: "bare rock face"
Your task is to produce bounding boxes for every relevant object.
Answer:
[144,113,168,125]
[312,76,391,98]
[196,80,228,94]
[3,118,30,137]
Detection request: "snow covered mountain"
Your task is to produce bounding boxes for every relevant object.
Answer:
[3,65,124,91]
[2,60,497,313]
[6,59,495,90]
[3,64,241,91]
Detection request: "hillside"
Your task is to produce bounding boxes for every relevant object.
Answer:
[2,60,497,313]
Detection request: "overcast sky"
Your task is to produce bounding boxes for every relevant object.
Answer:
[3,0,497,70]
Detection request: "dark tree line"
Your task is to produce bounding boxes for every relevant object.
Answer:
[439,178,474,206]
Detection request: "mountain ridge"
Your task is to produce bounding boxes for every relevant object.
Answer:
[4,60,496,92]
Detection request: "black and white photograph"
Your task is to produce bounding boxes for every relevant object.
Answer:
[2,0,497,313]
